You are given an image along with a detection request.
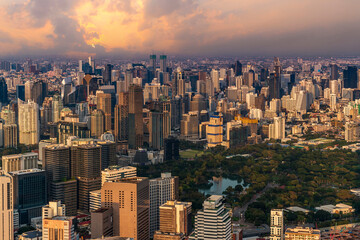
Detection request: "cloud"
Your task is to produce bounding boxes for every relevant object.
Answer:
[0,0,360,57]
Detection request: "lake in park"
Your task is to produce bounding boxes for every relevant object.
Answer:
[198,177,248,196]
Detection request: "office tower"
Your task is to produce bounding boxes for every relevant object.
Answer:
[269,117,285,140]
[101,166,137,186]
[18,99,40,145]
[345,122,360,142]
[101,177,150,240]
[1,106,15,125]
[164,137,179,161]
[344,66,358,89]
[154,200,192,240]
[180,112,199,138]
[91,109,105,139]
[89,189,102,211]
[97,140,117,170]
[284,227,320,240]
[190,94,206,112]
[149,173,179,238]
[234,60,242,76]
[97,92,112,131]
[0,171,13,240]
[206,113,223,148]
[193,195,231,240]
[149,111,170,150]
[0,77,8,105]
[330,63,339,80]
[25,80,47,105]
[211,69,220,92]
[44,144,77,216]
[128,85,144,149]
[52,94,63,123]
[15,84,24,98]
[42,201,77,240]
[4,124,17,148]
[269,57,281,100]
[330,93,337,111]
[91,208,113,238]
[2,152,38,173]
[150,54,157,69]
[205,77,214,97]
[270,209,284,240]
[79,60,83,72]
[103,64,113,84]
[160,55,167,72]
[10,169,47,225]
[71,144,101,212]
[114,92,129,142]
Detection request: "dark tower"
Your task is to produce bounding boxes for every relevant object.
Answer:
[0,77,8,104]
[235,61,242,76]
[343,66,358,89]
[330,63,339,80]
[103,64,113,84]
[128,85,144,149]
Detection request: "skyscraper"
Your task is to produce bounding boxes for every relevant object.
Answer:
[0,77,8,105]
[114,92,129,142]
[160,55,167,72]
[103,64,113,84]
[25,80,47,105]
[149,173,179,238]
[154,200,192,240]
[0,171,13,240]
[97,92,112,131]
[269,117,285,140]
[234,60,242,76]
[330,63,339,80]
[52,94,63,123]
[192,195,231,240]
[270,209,284,240]
[101,177,150,240]
[10,169,47,225]
[269,57,281,100]
[18,99,40,145]
[149,110,170,150]
[97,140,117,170]
[91,109,105,139]
[343,66,358,89]
[4,124,17,148]
[44,144,77,216]
[71,144,102,212]
[128,85,144,149]
[206,113,223,148]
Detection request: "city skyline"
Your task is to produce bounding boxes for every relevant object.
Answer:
[0,0,360,57]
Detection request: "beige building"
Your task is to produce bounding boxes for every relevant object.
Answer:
[2,152,38,173]
[206,114,223,148]
[181,112,199,139]
[285,227,320,240]
[18,99,39,145]
[0,171,13,240]
[42,217,76,240]
[97,92,112,131]
[4,124,17,148]
[101,177,149,240]
[154,200,192,240]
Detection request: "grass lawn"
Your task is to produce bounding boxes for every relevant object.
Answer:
[180,149,204,159]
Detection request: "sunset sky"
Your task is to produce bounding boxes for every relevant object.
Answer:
[0,0,359,57]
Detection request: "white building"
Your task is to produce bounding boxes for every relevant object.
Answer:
[269,117,285,140]
[18,99,40,145]
[285,227,320,240]
[270,209,284,240]
[149,173,179,238]
[0,171,13,240]
[42,201,66,219]
[2,152,38,173]
[101,166,137,186]
[211,69,220,92]
[192,195,231,240]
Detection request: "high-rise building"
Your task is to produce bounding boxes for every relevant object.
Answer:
[97,92,112,131]
[25,80,47,105]
[269,57,281,100]
[52,94,63,123]
[164,137,180,161]
[160,55,167,72]
[91,208,113,238]
[18,99,40,145]
[270,209,284,240]
[211,69,220,92]
[0,171,13,240]
[10,169,47,225]
[0,77,8,105]
[71,144,102,212]
[344,66,358,89]
[2,152,38,173]
[269,117,285,140]
[4,124,17,148]
[192,195,231,240]
[42,201,77,240]
[149,110,171,150]
[153,200,192,240]
[330,63,339,80]
[101,177,150,240]
[101,166,137,186]
[97,140,117,170]
[149,173,179,238]
[91,109,105,139]
[128,85,144,149]
[206,113,223,148]
[89,190,102,211]
[103,64,113,84]
[114,92,129,142]
[285,227,320,240]
[180,112,199,138]
[235,61,242,76]
[16,84,25,101]
[1,106,15,125]
[44,144,77,216]
[150,54,157,69]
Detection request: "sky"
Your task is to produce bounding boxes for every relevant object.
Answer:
[0,0,360,57]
